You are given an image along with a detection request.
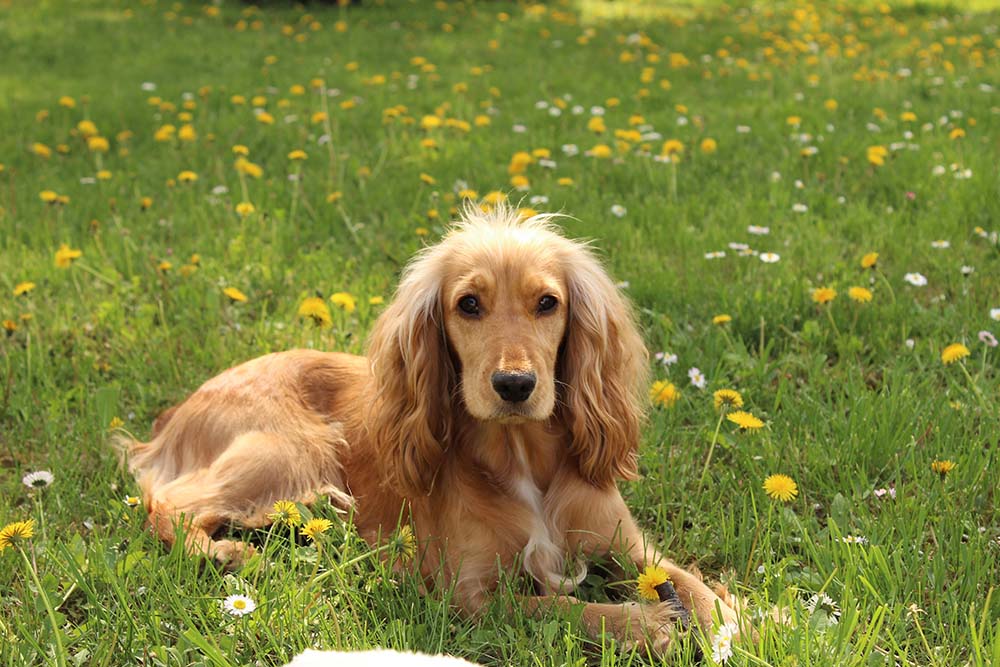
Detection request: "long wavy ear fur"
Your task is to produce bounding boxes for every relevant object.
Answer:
[365,250,454,497]
[557,242,648,487]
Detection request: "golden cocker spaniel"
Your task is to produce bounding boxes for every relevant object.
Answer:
[125,205,743,653]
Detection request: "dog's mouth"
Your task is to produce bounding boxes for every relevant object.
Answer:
[488,402,548,423]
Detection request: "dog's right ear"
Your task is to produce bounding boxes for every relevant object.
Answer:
[366,250,454,497]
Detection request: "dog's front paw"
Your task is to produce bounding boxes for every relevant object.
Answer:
[210,539,256,568]
[621,601,690,657]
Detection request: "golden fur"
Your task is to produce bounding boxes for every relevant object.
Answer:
[125,205,744,654]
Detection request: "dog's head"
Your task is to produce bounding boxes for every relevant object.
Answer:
[367,205,647,495]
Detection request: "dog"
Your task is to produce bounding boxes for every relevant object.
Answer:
[124,204,743,654]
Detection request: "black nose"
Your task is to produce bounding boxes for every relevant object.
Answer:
[491,371,536,403]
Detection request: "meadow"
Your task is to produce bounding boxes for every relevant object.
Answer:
[1,0,999,664]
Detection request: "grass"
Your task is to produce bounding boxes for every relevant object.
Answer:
[1,0,999,665]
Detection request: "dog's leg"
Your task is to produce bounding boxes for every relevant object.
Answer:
[559,483,742,633]
[145,430,347,567]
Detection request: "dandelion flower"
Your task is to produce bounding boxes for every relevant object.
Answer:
[636,565,670,601]
[235,202,255,217]
[109,416,124,430]
[298,297,332,327]
[860,252,879,269]
[223,287,248,303]
[54,244,82,268]
[177,170,198,184]
[713,389,744,410]
[700,138,717,154]
[763,474,798,502]
[221,594,256,617]
[811,287,836,304]
[0,519,35,551]
[22,471,54,489]
[940,343,970,364]
[649,380,679,408]
[727,410,764,431]
[302,518,333,541]
[848,287,873,303]
[330,292,356,313]
[392,525,417,561]
[13,282,36,296]
[930,459,956,478]
[712,314,732,325]
[287,149,308,161]
[268,500,302,526]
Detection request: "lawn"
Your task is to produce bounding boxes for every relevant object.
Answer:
[1,0,999,665]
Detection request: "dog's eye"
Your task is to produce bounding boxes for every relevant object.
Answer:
[458,295,480,316]
[537,295,558,313]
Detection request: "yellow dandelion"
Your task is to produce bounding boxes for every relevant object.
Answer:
[649,380,679,408]
[700,138,718,154]
[712,314,732,325]
[848,287,873,303]
[713,389,744,411]
[811,287,837,304]
[32,142,52,158]
[588,143,613,158]
[302,518,333,541]
[235,202,256,217]
[177,170,198,184]
[941,343,970,365]
[727,410,764,431]
[763,474,798,502]
[392,525,417,561]
[661,139,684,156]
[930,460,956,478]
[223,287,248,303]
[54,243,82,268]
[636,565,670,601]
[268,500,302,527]
[109,416,124,430]
[298,297,332,327]
[87,136,110,153]
[330,292,356,313]
[157,261,172,272]
[232,144,250,156]
[326,191,343,204]
[861,252,879,269]
[369,296,384,306]
[0,519,35,551]
[419,172,436,185]
[14,282,36,296]
[287,149,308,161]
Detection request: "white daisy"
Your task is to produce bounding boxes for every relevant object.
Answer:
[747,225,770,235]
[903,272,928,287]
[841,534,869,545]
[792,203,809,213]
[710,621,739,663]
[124,495,141,507]
[610,204,627,218]
[654,352,678,366]
[806,592,842,624]
[688,367,706,390]
[561,144,579,156]
[704,251,726,259]
[961,266,974,276]
[990,308,1000,321]
[930,240,950,249]
[222,594,256,617]
[759,252,781,263]
[22,470,55,489]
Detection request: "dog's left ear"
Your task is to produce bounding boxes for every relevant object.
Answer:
[558,242,648,487]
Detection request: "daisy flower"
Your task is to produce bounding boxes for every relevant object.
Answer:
[710,621,739,664]
[979,331,998,347]
[636,565,670,601]
[610,204,627,218]
[704,251,726,260]
[930,240,950,249]
[124,495,141,507]
[806,593,841,624]
[792,203,808,213]
[221,594,256,617]
[990,308,1000,321]
[747,225,769,235]
[654,352,678,366]
[763,474,798,502]
[22,470,54,489]
[687,367,706,389]
[759,252,780,263]
[903,273,927,287]
[841,535,869,545]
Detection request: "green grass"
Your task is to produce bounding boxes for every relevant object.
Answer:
[2,0,999,665]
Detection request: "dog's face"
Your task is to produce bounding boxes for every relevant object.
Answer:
[443,255,567,423]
